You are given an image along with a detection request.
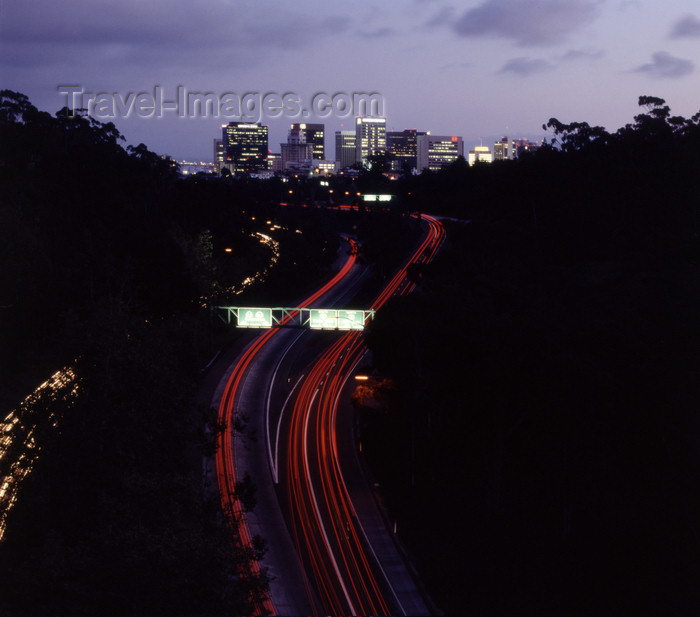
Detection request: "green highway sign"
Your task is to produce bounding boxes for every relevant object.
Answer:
[337,310,365,330]
[237,307,272,328]
[215,306,375,330]
[309,309,338,330]
[361,194,394,202]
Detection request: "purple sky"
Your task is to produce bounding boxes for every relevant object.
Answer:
[3,1,700,161]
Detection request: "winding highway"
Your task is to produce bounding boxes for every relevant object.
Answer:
[282,214,444,615]
[215,236,362,615]
[214,214,445,615]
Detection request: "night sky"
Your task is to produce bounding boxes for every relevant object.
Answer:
[3,0,700,160]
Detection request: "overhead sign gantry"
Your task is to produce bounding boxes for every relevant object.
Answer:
[214,306,374,330]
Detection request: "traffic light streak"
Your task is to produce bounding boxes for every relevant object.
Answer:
[284,214,444,615]
[215,216,445,616]
[215,238,358,616]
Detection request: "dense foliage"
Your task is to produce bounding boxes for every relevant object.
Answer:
[0,90,342,615]
[363,97,700,616]
[5,89,698,616]
[0,90,424,615]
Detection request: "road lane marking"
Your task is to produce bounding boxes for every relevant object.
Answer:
[266,329,306,482]
[303,387,358,615]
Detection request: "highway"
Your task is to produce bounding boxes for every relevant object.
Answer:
[281,214,444,615]
[214,236,365,615]
[213,214,445,615]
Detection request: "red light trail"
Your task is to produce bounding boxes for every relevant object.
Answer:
[215,215,445,615]
[282,214,444,615]
[215,238,358,615]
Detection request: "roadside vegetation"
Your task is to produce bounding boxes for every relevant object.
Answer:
[5,89,697,616]
[361,96,700,616]
[0,91,357,615]
[0,90,419,615]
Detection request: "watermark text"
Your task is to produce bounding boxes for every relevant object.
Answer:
[57,86,385,122]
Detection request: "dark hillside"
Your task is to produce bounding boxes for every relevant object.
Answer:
[363,96,700,616]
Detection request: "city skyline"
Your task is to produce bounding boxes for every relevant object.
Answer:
[217,118,487,174]
[4,1,700,160]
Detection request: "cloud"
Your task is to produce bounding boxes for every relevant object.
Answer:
[670,14,700,39]
[0,0,348,74]
[453,0,601,47]
[440,61,472,70]
[560,48,605,61]
[426,6,456,27]
[321,15,353,33]
[633,51,694,79]
[619,1,642,11]
[358,27,396,39]
[499,57,555,76]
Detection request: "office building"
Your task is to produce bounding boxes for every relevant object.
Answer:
[223,122,269,174]
[494,136,516,161]
[268,152,283,172]
[179,160,215,175]
[285,159,339,176]
[213,138,225,174]
[335,130,357,169]
[355,117,386,163]
[468,145,493,165]
[417,134,464,171]
[387,129,426,172]
[281,125,313,169]
[291,123,325,160]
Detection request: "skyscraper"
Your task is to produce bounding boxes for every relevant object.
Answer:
[468,145,493,166]
[223,122,269,174]
[416,134,464,171]
[291,123,325,160]
[387,129,426,172]
[281,125,313,169]
[494,136,515,161]
[213,137,225,174]
[335,130,357,169]
[355,117,386,164]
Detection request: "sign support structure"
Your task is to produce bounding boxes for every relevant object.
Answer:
[213,306,375,330]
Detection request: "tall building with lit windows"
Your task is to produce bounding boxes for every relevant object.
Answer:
[335,130,357,168]
[355,117,386,163]
[281,125,313,169]
[213,138,225,174]
[291,123,325,160]
[223,122,269,174]
[468,145,493,166]
[494,136,516,161]
[416,134,464,171]
[387,129,426,172]
[268,152,283,172]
